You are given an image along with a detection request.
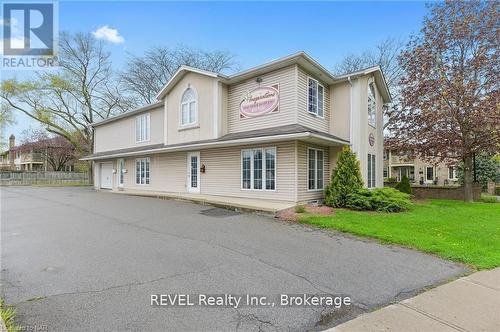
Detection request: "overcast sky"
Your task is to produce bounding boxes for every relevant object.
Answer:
[1,0,429,142]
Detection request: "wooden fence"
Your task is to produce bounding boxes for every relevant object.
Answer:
[0,172,90,186]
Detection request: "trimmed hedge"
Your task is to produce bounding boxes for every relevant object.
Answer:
[346,188,412,212]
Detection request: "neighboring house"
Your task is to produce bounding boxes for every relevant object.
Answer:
[0,134,75,172]
[383,148,459,186]
[83,52,391,204]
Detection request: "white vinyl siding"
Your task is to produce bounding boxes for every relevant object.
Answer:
[307,148,324,190]
[241,147,276,190]
[367,153,376,188]
[227,65,296,133]
[308,77,324,117]
[135,113,150,143]
[135,158,150,185]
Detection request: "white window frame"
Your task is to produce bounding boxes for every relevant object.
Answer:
[307,147,325,191]
[425,166,434,183]
[180,87,198,127]
[368,80,376,128]
[307,77,324,118]
[241,147,277,191]
[135,113,151,143]
[367,153,376,188]
[448,166,457,180]
[135,158,150,185]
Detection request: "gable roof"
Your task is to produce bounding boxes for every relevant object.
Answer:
[155,51,392,103]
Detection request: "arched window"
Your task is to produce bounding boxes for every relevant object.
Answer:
[181,88,197,126]
[367,80,376,127]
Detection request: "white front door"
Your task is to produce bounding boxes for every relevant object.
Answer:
[187,152,200,193]
[100,162,113,189]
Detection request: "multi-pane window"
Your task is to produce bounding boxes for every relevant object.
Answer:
[135,158,150,185]
[241,148,276,190]
[135,113,150,143]
[368,82,376,127]
[383,166,388,179]
[190,156,198,188]
[308,148,324,190]
[308,78,324,117]
[181,88,197,126]
[367,154,376,188]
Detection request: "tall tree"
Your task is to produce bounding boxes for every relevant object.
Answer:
[1,32,133,177]
[122,46,237,104]
[334,37,405,127]
[388,1,499,202]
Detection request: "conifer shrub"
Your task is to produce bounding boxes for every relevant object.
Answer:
[325,146,364,207]
[395,175,412,194]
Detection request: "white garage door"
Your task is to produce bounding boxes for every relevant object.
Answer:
[100,162,113,189]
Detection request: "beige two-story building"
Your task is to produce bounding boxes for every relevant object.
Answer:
[83,52,390,205]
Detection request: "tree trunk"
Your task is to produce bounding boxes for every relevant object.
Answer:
[463,155,474,202]
[88,161,94,185]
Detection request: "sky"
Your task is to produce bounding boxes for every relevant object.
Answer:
[1,0,430,143]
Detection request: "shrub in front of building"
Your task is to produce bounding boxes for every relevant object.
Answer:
[395,175,412,194]
[346,188,412,212]
[325,146,364,207]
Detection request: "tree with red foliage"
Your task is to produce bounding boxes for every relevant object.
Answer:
[19,129,76,171]
[388,1,499,202]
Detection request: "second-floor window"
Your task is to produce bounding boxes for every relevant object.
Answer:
[135,113,150,143]
[181,88,197,126]
[308,78,324,117]
[368,81,376,127]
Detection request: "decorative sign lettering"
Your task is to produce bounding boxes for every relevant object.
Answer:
[240,85,279,119]
[369,133,375,146]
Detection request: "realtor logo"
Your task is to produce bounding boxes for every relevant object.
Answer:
[2,1,56,56]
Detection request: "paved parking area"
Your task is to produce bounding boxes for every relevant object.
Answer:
[1,187,468,331]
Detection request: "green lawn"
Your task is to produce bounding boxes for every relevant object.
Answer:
[300,200,500,270]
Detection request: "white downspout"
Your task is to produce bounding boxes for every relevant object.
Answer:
[348,76,353,146]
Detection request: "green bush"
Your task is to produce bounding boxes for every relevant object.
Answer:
[325,146,364,207]
[294,205,306,213]
[480,194,498,203]
[346,188,412,212]
[395,175,412,194]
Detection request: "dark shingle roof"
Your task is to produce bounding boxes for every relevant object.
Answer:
[83,124,348,160]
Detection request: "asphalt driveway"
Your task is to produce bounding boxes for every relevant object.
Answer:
[1,187,468,331]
